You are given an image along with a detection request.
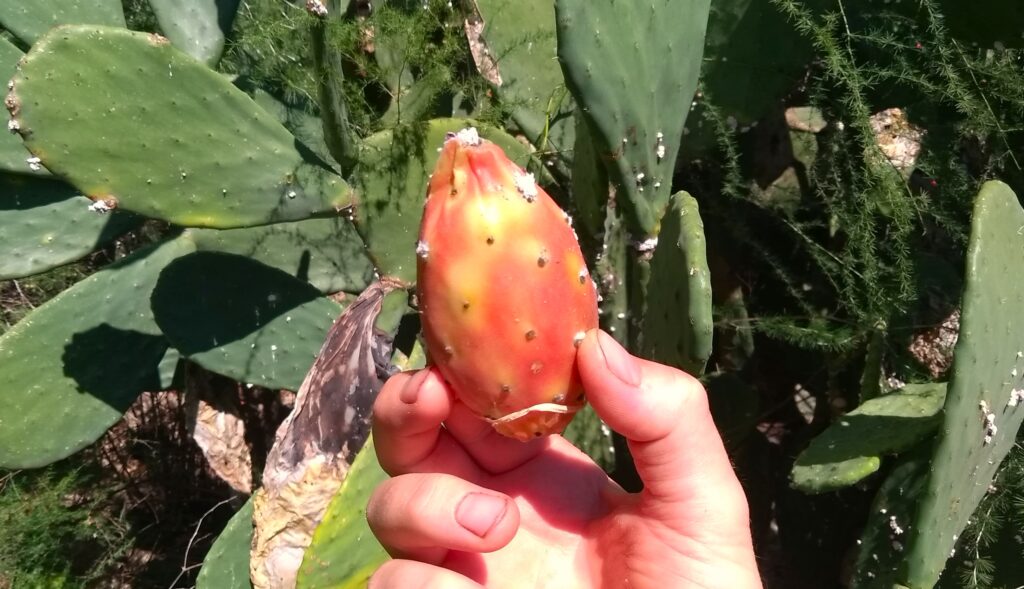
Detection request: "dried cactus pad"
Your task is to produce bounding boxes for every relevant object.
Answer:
[416,129,599,440]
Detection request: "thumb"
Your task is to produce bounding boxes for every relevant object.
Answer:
[576,329,744,510]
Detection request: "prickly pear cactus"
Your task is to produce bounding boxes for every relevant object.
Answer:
[417,129,599,440]
[0,236,194,468]
[147,0,239,65]
[0,38,44,176]
[0,174,138,280]
[187,219,374,295]
[7,25,354,228]
[850,449,931,588]
[196,497,254,589]
[470,0,575,168]
[791,383,946,494]
[554,0,711,237]
[151,251,346,392]
[639,192,713,376]
[0,0,125,44]
[901,181,1024,588]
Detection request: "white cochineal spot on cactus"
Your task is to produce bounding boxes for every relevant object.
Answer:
[980,400,998,445]
[88,200,114,213]
[1008,389,1024,408]
[573,331,585,348]
[635,237,658,253]
[514,171,538,202]
[450,127,482,146]
[26,156,41,171]
[888,515,904,536]
[416,240,430,260]
[7,118,19,133]
[305,0,328,16]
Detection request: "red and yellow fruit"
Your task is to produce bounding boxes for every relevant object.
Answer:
[416,128,599,440]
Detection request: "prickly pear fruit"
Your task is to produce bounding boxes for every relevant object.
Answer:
[416,128,600,441]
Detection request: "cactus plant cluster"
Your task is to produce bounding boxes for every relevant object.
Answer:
[1,1,1023,588]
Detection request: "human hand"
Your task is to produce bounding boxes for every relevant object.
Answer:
[367,329,762,589]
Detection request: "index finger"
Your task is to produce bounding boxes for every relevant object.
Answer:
[372,367,480,482]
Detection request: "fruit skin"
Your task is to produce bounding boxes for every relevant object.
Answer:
[416,129,599,441]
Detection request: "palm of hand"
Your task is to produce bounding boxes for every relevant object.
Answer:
[441,440,714,589]
[368,331,761,589]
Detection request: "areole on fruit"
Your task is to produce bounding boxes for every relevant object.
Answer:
[416,128,599,440]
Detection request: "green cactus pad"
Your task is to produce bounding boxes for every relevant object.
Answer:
[473,0,575,166]
[639,192,713,376]
[790,383,946,494]
[8,26,354,228]
[0,0,125,45]
[850,449,931,589]
[151,251,346,392]
[148,0,240,65]
[249,88,335,171]
[311,0,358,173]
[0,173,139,280]
[351,118,530,283]
[902,181,1024,588]
[555,0,711,237]
[188,219,374,295]
[296,437,390,589]
[570,115,608,242]
[196,497,254,589]
[701,0,818,125]
[0,236,195,468]
[0,38,46,177]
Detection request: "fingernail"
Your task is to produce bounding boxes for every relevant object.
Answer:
[455,493,508,538]
[596,330,641,387]
[399,369,431,404]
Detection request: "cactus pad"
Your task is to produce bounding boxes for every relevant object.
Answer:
[296,437,390,589]
[555,0,711,237]
[701,0,817,125]
[196,497,254,589]
[0,236,194,468]
[639,192,713,376]
[7,26,354,228]
[850,449,931,589]
[791,383,946,494]
[0,173,138,280]
[351,118,530,283]
[902,181,1024,588]
[151,251,346,392]
[0,0,125,44]
[0,38,46,177]
[188,219,374,295]
[148,0,240,65]
[472,0,575,166]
